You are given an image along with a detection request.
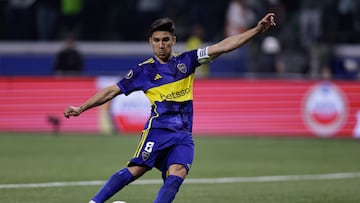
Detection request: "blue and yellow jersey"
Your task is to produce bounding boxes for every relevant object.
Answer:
[117,49,201,133]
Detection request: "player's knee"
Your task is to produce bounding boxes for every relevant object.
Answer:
[127,165,148,179]
[168,164,187,179]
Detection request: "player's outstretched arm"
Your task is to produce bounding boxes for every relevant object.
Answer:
[64,84,122,118]
[207,13,276,60]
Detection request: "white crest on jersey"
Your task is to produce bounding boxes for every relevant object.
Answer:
[177,63,187,73]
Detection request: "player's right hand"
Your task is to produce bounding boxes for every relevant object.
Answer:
[256,13,276,33]
[64,106,82,118]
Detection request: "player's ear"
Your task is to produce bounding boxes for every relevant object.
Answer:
[172,36,176,45]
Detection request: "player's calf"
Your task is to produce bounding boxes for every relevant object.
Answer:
[153,175,184,203]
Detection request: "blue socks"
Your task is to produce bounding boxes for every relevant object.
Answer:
[154,175,184,203]
[90,170,184,203]
[91,168,134,203]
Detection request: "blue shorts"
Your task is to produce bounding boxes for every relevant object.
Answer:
[128,128,194,174]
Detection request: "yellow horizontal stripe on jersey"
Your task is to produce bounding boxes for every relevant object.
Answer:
[145,73,194,104]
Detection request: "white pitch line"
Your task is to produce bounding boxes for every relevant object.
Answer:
[1,172,360,189]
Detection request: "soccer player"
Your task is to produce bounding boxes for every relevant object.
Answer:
[64,13,276,203]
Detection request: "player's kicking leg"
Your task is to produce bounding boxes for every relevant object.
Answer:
[89,166,147,203]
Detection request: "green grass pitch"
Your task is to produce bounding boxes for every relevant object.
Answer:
[1,133,360,203]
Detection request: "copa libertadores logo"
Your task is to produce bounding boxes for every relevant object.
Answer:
[302,82,348,137]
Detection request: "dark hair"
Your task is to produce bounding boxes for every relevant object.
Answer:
[149,18,175,36]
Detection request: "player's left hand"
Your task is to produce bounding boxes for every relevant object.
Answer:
[64,106,83,118]
[257,13,276,33]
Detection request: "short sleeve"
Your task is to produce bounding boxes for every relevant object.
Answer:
[117,67,144,95]
[184,49,201,72]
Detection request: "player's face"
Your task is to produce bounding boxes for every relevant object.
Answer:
[149,31,176,63]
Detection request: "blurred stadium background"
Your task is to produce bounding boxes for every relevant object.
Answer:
[0,0,359,137]
[1,0,360,202]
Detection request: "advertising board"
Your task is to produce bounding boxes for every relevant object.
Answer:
[1,77,359,138]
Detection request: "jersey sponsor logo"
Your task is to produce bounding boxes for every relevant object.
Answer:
[302,82,347,137]
[160,86,191,100]
[146,74,194,104]
[125,69,133,79]
[177,63,187,73]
